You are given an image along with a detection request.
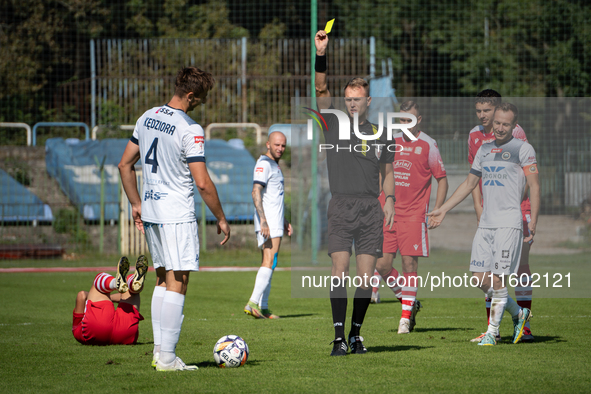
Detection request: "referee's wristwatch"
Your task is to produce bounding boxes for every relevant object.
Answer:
[386,195,396,203]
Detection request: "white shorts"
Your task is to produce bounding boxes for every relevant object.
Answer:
[469,227,523,276]
[144,221,200,271]
[256,228,284,248]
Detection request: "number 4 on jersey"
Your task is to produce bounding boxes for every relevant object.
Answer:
[145,138,159,173]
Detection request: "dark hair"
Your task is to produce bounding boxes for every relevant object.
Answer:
[496,102,518,124]
[399,100,420,116]
[174,67,215,97]
[343,77,369,97]
[475,89,501,107]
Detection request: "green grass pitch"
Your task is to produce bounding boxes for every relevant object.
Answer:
[1,251,590,393]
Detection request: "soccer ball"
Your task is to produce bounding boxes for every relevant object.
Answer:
[213,335,249,368]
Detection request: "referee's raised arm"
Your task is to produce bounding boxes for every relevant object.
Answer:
[314,30,331,110]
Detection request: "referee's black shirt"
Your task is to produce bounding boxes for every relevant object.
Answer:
[322,107,394,198]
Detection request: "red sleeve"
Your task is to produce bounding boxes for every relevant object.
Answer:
[468,135,476,165]
[512,124,528,142]
[429,141,447,179]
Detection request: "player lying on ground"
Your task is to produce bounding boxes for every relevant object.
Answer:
[372,101,448,334]
[244,131,292,320]
[72,256,148,346]
[468,89,535,343]
[427,103,540,346]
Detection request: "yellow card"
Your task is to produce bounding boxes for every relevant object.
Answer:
[324,19,335,34]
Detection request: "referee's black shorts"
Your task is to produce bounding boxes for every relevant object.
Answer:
[327,195,384,258]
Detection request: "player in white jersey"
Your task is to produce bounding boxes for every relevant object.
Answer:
[119,67,230,371]
[427,103,540,346]
[469,89,535,342]
[244,131,292,319]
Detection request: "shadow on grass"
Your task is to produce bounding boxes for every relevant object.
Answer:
[277,313,316,319]
[368,345,434,353]
[510,335,565,344]
[196,360,265,368]
[413,327,472,333]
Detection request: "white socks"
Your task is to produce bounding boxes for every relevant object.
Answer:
[487,288,509,336]
[259,272,273,309]
[151,286,166,355]
[159,291,186,364]
[505,295,521,318]
[250,267,272,305]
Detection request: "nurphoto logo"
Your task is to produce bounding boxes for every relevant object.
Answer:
[303,107,418,140]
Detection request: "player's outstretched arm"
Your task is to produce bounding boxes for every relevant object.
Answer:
[427,173,480,229]
[189,162,231,245]
[252,183,270,239]
[118,141,144,234]
[525,171,540,243]
[314,30,332,110]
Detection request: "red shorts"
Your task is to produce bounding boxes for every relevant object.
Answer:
[383,221,429,257]
[72,300,144,345]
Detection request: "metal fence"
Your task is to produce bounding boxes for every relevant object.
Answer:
[87,37,370,128]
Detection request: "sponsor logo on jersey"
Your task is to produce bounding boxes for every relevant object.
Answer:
[501,265,510,270]
[394,160,413,170]
[483,166,506,186]
[471,260,485,267]
[255,167,264,173]
[502,250,510,258]
[194,136,205,152]
[475,138,479,144]
[502,152,511,160]
[414,146,422,154]
[155,107,174,116]
[413,244,419,250]
[491,148,502,153]
[144,190,168,201]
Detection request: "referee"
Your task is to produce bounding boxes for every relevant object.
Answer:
[314,30,395,356]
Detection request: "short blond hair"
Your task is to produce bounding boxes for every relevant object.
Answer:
[343,77,369,97]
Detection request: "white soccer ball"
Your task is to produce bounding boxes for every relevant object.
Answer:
[213,335,249,368]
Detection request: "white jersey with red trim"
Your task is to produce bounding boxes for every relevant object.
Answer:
[391,131,447,222]
[131,104,205,224]
[470,137,537,229]
[253,155,285,233]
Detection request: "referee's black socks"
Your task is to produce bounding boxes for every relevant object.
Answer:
[330,285,348,340]
[350,287,372,338]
